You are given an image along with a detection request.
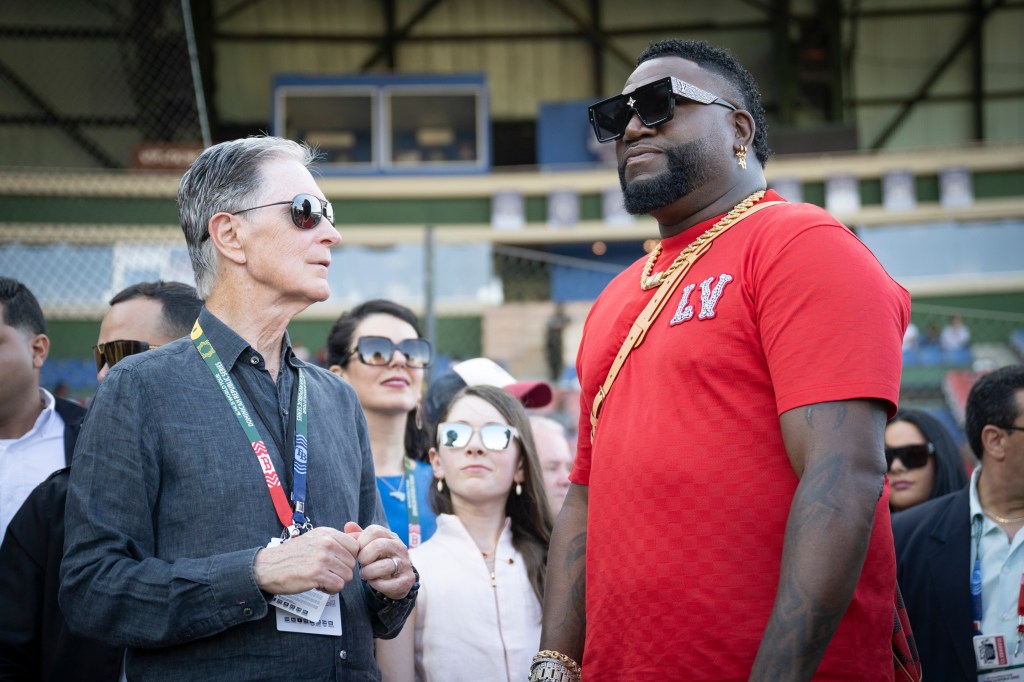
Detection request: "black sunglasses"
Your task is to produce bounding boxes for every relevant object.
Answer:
[208,193,334,240]
[350,336,433,369]
[885,443,936,470]
[588,76,738,143]
[93,339,158,372]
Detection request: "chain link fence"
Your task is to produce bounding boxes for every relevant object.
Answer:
[18,236,621,402]
[0,0,206,170]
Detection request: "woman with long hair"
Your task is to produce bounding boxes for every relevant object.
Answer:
[377,384,554,682]
[326,299,436,547]
[886,407,968,512]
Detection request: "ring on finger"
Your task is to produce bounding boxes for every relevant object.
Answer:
[389,556,400,577]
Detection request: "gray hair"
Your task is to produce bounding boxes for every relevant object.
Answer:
[178,137,316,298]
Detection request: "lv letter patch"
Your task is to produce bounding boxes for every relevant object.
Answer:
[670,274,734,326]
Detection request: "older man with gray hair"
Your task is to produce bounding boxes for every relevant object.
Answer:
[60,137,417,681]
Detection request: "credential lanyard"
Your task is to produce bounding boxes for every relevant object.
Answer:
[191,321,310,538]
[973,515,984,636]
[970,515,1024,655]
[403,456,422,548]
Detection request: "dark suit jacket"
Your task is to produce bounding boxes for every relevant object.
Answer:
[0,396,122,681]
[54,397,86,467]
[892,487,976,681]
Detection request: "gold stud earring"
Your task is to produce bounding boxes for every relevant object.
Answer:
[437,479,444,493]
[515,483,523,497]
[735,145,748,170]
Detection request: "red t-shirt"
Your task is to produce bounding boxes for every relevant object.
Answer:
[572,192,910,681]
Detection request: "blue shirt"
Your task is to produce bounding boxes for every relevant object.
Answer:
[377,460,437,547]
[969,466,1024,643]
[60,308,415,681]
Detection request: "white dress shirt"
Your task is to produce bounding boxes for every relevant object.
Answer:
[0,388,66,540]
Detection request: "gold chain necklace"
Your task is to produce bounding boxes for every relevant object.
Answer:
[639,190,766,291]
[982,506,1024,524]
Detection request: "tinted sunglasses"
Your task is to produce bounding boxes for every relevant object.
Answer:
[588,76,738,143]
[351,336,433,369]
[221,193,335,235]
[437,422,519,451]
[92,339,157,372]
[885,443,936,470]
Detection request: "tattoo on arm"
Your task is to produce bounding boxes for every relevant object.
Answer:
[757,454,861,678]
[556,531,587,634]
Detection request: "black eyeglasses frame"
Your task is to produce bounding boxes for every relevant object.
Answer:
[884,442,936,470]
[588,76,738,143]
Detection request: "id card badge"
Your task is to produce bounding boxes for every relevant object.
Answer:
[264,538,332,626]
[976,634,1024,681]
[276,593,342,636]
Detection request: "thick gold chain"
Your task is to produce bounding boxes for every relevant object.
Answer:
[639,190,767,291]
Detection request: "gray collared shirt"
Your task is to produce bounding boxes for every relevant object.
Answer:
[60,308,414,681]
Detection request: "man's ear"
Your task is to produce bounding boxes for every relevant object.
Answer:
[30,333,49,371]
[207,212,247,265]
[981,424,1008,462]
[732,109,756,147]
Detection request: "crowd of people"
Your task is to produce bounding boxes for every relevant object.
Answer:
[0,36,1019,682]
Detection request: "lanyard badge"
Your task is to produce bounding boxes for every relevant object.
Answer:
[191,321,312,538]
[402,456,422,548]
[970,516,1024,678]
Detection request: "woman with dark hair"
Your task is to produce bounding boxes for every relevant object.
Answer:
[326,299,436,547]
[377,384,554,682]
[886,407,968,511]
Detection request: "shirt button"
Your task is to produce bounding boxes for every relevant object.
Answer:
[242,607,253,617]
[339,650,347,660]
[250,356,260,365]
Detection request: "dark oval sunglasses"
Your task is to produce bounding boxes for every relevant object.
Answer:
[885,443,936,470]
[588,75,737,143]
[350,336,433,369]
[203,194,335,241]
[437,422,519,451]
[92,339,158,372]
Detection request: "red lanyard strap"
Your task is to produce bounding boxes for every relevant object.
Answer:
[191,321,307,537]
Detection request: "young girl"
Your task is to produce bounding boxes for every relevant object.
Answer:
[377,384,554,682]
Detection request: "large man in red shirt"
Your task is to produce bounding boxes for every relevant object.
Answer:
[533,40,910,681]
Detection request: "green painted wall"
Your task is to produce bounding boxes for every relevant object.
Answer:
[3,168,1021,226]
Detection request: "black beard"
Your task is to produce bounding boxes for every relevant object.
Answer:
[618,137,716,215]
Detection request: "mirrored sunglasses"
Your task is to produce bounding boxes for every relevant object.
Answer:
[588,76,738,143]
[885,443,935,470]
[92,339,157,372]
[437,422,519,451]
[352,336,433,369]
[227,193,335,232]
